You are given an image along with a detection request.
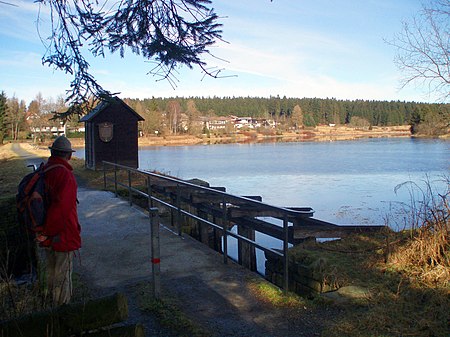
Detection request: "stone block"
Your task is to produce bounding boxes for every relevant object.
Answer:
[295,264,314,278]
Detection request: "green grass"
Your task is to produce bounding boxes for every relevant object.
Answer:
[247,277,309,308]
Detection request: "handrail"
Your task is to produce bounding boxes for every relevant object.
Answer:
[102,160,303,293]
[104,161,313,219]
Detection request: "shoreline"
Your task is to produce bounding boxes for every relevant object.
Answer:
[69,125,416,148]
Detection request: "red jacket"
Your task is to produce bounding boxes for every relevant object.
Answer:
[43,156,81,252]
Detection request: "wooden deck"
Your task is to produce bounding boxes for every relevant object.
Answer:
[149,177,386,245]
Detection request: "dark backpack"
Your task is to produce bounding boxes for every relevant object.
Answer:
[16,163,64,233]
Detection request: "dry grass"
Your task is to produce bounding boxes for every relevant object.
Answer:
[309,178,450,336]
[388,177,450,286]
[291,176,449,336]
[308,230,450,336]
[0,144,32,196]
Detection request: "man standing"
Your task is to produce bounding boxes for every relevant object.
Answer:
[39,135,81,306]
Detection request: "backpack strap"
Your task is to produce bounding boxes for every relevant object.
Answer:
[43,164,67,173]
[23,164,67,195]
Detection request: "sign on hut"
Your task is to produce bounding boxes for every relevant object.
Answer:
[80,97,144,170]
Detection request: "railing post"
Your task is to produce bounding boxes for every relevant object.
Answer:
[147,176,153,209]
[103,162,106,190]
[149,207,161,299]
[176,183,181,236]
[283,215,289,294]
[114,164,118,197]
[128,170,132,206]
[222,196,228,265]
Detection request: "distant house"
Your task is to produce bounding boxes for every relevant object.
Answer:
[198,116,279,131]
[30,125,65,137]
[233,116,253,129]
[80,96,144,170]
[27,110,86,139]
[26,112,64,138]
[201,116,234,131]
[263,119,277,128]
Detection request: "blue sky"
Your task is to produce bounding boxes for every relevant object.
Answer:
[0,0,435,105]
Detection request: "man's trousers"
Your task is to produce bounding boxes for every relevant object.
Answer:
[45,249,74,306]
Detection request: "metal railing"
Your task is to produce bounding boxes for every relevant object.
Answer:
[102,161,313,292]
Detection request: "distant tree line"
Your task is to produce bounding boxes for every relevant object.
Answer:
[1,91,449,144]
[125,96,450,136]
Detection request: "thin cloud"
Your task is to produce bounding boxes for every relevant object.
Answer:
[0,51,42,68]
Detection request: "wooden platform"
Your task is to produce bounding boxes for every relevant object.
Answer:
[149,178,386,244]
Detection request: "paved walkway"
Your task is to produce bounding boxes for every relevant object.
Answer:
[76,188,286,336]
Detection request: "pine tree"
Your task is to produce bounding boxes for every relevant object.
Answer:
[0,91,7,144]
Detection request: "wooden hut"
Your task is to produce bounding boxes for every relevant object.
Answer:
[80,97,144,170]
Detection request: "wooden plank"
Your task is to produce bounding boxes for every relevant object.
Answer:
[241,196,263,201]
[151,185,226,205]
[229,208,283,218]
[191,191,228,204]
[229,207,313,219]
[293,217,386,239]
[238,225,257,271]
[294,217,386,230]
[233,216,386,244]
[195,202,225,219]
[293,227,385,239]
[231,216,290,242]
[286,207,314,213]
[153,182,224,192]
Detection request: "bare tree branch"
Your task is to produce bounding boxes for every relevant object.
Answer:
[387,0,450,102]
[0,1,18,7]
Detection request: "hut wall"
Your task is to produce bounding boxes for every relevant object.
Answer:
[84,122,95,169]
[91,105,139,168]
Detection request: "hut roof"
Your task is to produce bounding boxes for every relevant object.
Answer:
[80,96,144,122]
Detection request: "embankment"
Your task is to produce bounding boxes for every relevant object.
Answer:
[69,125,413,148]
